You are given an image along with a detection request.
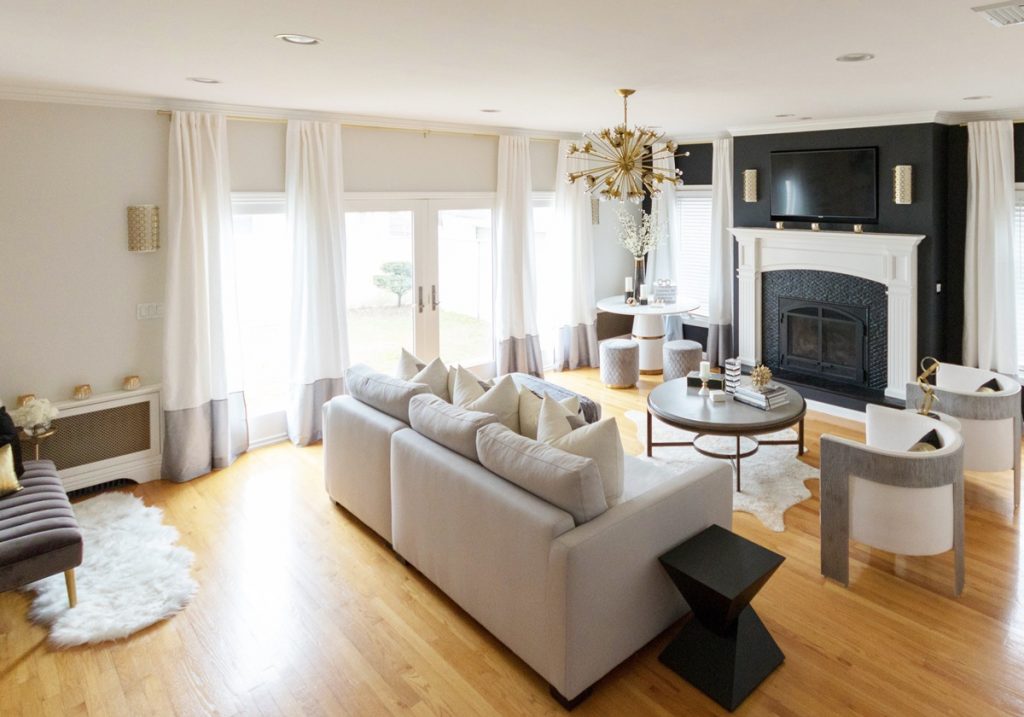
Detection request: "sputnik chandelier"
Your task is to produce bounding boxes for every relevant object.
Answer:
[566,89,687,203]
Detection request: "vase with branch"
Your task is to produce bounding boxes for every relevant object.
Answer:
[616,206,661,299]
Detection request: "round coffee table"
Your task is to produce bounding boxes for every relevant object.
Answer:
[596,296,700,374]
[647,379,807,491]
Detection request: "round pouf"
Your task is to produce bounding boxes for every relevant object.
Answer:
[663,339,704,382]
[600,339,640,389]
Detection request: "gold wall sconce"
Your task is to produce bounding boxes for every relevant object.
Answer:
[127,205,160,252]
[893,165,913,205]
[742,169,758,203]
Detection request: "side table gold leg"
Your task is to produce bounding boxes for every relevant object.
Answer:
[64,569,77,608]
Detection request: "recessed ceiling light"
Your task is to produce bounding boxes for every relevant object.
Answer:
[186,77,221,84]
[835,52,875,62]
[480,109,501,113]
[275,33,321,45]
[962,95,992,100]
[775,113,795,118]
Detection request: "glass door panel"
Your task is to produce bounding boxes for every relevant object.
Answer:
[344,210,415,372]
[436,208,493,367]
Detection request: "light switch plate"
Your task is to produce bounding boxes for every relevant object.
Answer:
[137,303,165,320]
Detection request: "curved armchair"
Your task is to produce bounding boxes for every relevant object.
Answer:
[820,406,965,596]
[905,363,1022,509]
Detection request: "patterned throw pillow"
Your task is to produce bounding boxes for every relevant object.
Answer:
[0,406,24,477]
[0,444,23,497]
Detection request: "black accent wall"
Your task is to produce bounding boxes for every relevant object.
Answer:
[677,143,713,185]
[733,124,951,362]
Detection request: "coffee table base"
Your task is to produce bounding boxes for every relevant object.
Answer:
[659,606,784,712]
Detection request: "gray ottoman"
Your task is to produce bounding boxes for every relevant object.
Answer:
[663,339,703,382]
[600,339,640,389]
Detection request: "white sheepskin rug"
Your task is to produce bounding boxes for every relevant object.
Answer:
[625,410,817,532]
[22,491,197,647]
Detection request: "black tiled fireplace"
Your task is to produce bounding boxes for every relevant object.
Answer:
[779,298,867,386]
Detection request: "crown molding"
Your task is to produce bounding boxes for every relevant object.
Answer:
[728,110,947,136]
[0,84,581,141]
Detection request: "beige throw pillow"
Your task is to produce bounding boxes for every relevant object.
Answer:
[411,357,451,402]
[454,370,520,433]
[395,348,425,380]
[537,396,624,505]
[0,444,23,497]
[518,387,581,439]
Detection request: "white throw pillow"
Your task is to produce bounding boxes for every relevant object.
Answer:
[395,348,425,380]
[411,357,450,402]
[518,386,581,439]
[537,396,624,505]
[457,373,521,433]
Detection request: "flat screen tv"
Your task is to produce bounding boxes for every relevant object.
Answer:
[769,147,878,224]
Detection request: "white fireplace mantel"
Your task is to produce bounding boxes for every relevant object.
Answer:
[730,227,925,400]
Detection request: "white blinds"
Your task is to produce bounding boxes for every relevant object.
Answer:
[674,189,713,315]
[1013,190,1024,371]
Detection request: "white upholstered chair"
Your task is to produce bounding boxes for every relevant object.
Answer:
[905,364,1022,509]
[820,406,965,596]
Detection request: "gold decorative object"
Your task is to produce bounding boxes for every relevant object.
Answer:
[853,224,864,233]
[127,205,160,252]
[590,196,601,225]
[742,169,758,202]
[16,394,35,408]
[18,426,57,460]
[625,296,639,306]
[811,222,821,231]
[73,384,92,400]
[915,356,940,416]
[566,89,688,203]
[122,375,141,391]
[893,165,912,205]
[751,364,773,390]
[775,221,785,230]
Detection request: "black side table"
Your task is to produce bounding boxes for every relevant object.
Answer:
[658,524,785,711]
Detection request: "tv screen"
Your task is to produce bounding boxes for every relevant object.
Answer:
[769,147,878,224]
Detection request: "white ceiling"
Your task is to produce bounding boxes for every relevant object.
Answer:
[1,0,1022,136]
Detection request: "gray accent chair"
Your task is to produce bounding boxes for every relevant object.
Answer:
[820,406,965,596]
[0,459,82,607]
[905,363,1022,509]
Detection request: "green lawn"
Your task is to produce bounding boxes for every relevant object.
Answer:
[348,305,492,371]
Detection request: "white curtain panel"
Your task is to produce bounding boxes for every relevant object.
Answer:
[551,140,599,370]
[496,135,544,376]
[964,120,1018,373]
[708,137,735,366]
[163,111,248,482]
[286,120,350,445]
[647,142,682,290]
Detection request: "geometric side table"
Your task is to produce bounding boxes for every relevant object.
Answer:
[658,524,785,711]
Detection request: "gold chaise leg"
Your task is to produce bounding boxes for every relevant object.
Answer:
[64,569,77,608]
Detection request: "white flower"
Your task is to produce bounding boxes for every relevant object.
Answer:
[616,207,662,258]
[10,398,59,431]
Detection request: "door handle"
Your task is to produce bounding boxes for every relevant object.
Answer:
[418,286,424,313]
[431,284,440,311]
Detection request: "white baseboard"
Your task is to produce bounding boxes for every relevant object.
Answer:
[250,433,289,450]
[806,399,866,423]
[61,456,162,491]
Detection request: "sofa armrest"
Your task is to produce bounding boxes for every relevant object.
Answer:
[544,461,733,700]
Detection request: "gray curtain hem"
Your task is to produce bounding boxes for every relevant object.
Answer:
[708,323,734,368]
[554,323,599,371]
[498,335,545,378]
[162,392,249,483]
[289,376,345,446]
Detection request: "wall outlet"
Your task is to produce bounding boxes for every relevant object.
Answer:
[136,303,165,320]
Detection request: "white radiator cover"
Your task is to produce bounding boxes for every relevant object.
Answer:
[42,385,162,490]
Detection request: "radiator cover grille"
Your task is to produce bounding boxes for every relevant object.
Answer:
[39,401,151,469]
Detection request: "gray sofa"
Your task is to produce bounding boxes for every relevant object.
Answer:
[322,368,732,706]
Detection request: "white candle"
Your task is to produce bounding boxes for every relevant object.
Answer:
[638,285,648,300]
[699,360,711,380]
[625,276,633,292]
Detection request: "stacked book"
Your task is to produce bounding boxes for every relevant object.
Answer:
[734,382,789,411]
[724,359,742,394]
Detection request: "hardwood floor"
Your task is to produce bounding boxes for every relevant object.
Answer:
[2,368,1023,715]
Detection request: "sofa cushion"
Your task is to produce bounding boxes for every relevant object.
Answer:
[455,372,520,433]
[517,387,581,439]
[537,397,625,505]
[346,364,430,424]
[408,394,498,462]
[476,423,607,525]
[410,357,451,402]
[509,373,601,424]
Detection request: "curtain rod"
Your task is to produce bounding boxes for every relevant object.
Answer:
[154,109,561,141]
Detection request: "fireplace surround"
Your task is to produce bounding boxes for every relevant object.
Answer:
[731,227,925,400]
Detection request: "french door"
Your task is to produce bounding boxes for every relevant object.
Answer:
[343,194,495,375]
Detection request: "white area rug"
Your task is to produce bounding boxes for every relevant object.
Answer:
[23,491,197,647]
[625,410,818,532]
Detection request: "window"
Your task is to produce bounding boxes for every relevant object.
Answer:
[674,187,713,316]
[231,193,291,443]
[1014,188,1024,372]
[531,194,559,367]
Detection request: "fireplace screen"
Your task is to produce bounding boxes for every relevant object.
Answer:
[779,298,868,385]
